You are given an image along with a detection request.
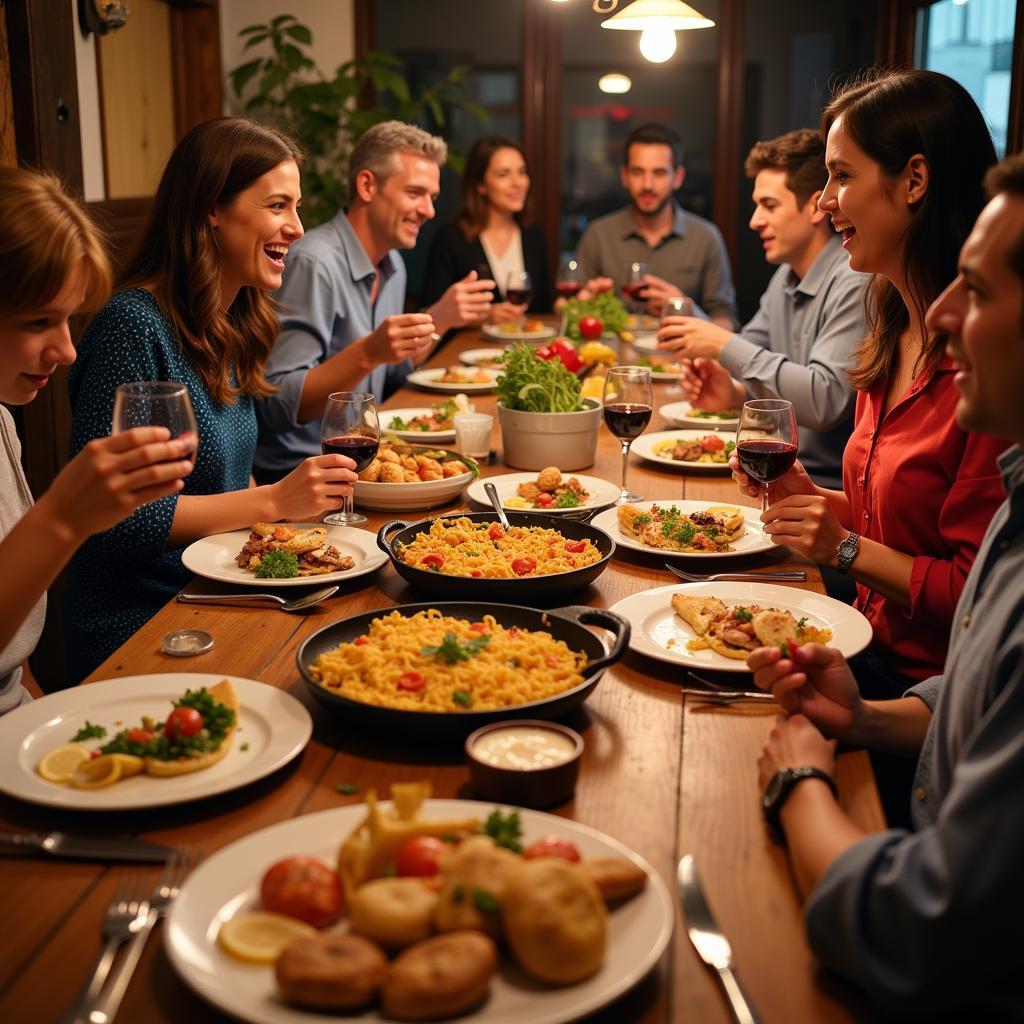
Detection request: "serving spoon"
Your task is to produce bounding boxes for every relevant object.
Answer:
[176,585,339,612]
[483,481,512,529]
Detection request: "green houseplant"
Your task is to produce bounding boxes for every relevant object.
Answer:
[229,14,485,227]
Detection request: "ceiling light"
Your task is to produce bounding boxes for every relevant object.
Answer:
[600,0,714,32]
[599,72,633,94]
[638,25,677,62]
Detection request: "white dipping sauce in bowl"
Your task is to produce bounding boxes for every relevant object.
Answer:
[471,725,577,770]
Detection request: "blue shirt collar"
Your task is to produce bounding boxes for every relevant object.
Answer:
[330,209,400,286]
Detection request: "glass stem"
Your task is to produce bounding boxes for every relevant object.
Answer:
[620,440,631,494]
[762,484,769,514]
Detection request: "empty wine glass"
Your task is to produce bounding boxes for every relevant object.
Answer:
[112,381,198,463]
[603,366,653,504]
[505,270,533,332]
[623,261,648,314]
[555,257,584,301]
[321,392,380,526]
[661,296,694,398]
[735,399,798,513]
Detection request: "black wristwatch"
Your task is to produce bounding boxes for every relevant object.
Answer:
[762,767,838,834]
[835,531,860,574]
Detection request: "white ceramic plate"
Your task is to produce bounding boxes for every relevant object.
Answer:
[610,582,872,672]
[166,800,673,1024]
[182,524,387,588]
[591,500,773,560]
[627,331,660,353]
[460,347,508,368]
[406,368,500,393]
[466,472,620,514]
[0,674,312,810]
[381,407,456,443]
[482,322,555,343]
[632,430,735,472]
[355,471,474,511]
[660,400,740,430]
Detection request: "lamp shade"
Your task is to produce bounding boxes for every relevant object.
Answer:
[601,0,714,31]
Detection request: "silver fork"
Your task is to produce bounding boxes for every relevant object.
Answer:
[80,851,196,1024]
[59,875,151,1024]
[665,564,806,584]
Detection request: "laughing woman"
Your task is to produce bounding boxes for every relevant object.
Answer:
[732,69,1008,696]
[0,168,193,711]
[65,118,359,682]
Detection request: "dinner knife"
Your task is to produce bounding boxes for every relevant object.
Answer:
[0,831,174,863]
[679,854,763,1024]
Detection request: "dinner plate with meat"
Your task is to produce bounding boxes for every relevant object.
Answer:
[406,367,501,392]
[632,430,736,470]
[182,523,388,588]
[610,582,872,672]
[466,469,619,514]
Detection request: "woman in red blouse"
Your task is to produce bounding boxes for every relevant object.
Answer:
[732,69,1007,692]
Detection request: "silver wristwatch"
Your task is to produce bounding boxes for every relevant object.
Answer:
[836,531,860,574]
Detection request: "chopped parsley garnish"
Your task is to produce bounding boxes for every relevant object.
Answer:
[482,809,522,853]
[254,549,299,579]
[733,607,753,622]
[335,782,360,795]
[672,520,696,545]
[472,888,500,912]
[796,616,808,629]
[240,742,250,752]
[71,721,107,742]
[421,631,490,664]
[554,491,582,508]
[388,415,408,429]
[634,513,652,526]
[452,690,473,708]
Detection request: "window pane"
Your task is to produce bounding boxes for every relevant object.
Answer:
[558,0,722,262]
[916,0,1015,157]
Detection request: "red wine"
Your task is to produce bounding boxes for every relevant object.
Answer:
[555,281,582,299]
[603,403,652,440]
[736,439,798,483]
[622,281,647,301]
[506,287,532,306]
[322,434,380,472]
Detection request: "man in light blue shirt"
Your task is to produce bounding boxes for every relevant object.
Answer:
[255,122,494,480]
[748,155,1024,1019]
[657,129,867,490]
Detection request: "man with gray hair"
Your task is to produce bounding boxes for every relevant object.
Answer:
[254,121,493,481]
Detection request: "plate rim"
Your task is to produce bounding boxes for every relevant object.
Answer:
[610,581,873,672]
[659,400,740,429]
[0,674,312,810]
[181,523,388,588]
[465,471,620,514]
[165,799,674,1024]
[481,322,556,342]
[591,500,772,560]
[406,367,500,392]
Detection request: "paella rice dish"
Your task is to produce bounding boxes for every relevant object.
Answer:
[308,609,589,710]
[394,516,603,578]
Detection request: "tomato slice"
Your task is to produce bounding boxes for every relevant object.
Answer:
[701,434,725,452]
[397,671,426,692]
[125,729,155,745]
[421,553,445,570]
[536,492,554,507]
[523,835,582,862]
[395,836,447,877]
[564,540,586,553]
[511,556,537,576]
[353,635,368,646]
[487,524,505,541]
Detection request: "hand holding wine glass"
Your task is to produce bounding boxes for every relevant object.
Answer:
[623,261,648,313]
[321,392,380,526]
[735,399,798,513]
[505,271,533,332]
[603,366,653,504]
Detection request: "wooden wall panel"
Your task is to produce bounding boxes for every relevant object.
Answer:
[97,0,176,198]
[0,6,16,166]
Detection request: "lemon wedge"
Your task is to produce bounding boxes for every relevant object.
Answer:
[70,754,123,789]
[218,912,316,964]
[581,375,606,401]
[37,744,91,784]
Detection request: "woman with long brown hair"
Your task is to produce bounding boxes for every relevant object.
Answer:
[732,69,1008,696]
[0,167,193,711]
[65,117,358,681]
[422,135,552,319]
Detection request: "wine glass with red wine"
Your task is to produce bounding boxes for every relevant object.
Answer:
[505,270,533,332]
[321,391,380,526]
[735,399,798,513]
[603,366,654,504]
[623,261,648,313]
[555,258,584,300]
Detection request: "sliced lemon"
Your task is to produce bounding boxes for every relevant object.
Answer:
[36,743,91,784]
[109,754,145,778]
[70,754,123,789]
[218,911,316,964]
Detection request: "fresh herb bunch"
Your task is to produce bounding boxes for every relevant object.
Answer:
[71,721,107,742]
[495,345,583,413]
[563,293,628,342]
[482,809,523,853]
[254,549,300,579]
[420,632,490,664]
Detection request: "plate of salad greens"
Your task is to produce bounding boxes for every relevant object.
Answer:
[382,395,471,442]
[466,472,619,514]
[182,524,387,588]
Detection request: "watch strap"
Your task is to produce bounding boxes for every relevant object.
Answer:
[836,531,861,574]
[763,766,838,833]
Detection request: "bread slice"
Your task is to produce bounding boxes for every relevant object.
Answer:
[145,679,238,777]
[671,595,727,637]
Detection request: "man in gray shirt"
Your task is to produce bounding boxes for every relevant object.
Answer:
[658,129,867,490]
[254,121,494,481]
[576,122,737,328]
[747,154,1024,1018]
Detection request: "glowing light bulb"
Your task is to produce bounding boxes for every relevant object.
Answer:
[639,24,677,63]
[599,72,632,94]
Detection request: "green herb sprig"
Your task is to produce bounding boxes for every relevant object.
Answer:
[421,632,490,664]
[254,549,299,579]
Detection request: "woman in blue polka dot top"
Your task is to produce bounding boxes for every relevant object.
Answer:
[66,118,359,681]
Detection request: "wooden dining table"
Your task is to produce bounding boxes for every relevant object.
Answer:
[0,326,885,1024]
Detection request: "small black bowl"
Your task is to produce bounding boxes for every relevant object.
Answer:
[297,602,630,742]
[376,511,616,603]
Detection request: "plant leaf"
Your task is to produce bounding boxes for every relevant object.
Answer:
[285,24,313,44]
[238,24,267,36]
[243,33,270,50]
[230,59,263,96]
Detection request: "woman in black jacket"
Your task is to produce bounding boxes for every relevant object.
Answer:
[422,136,552,318]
